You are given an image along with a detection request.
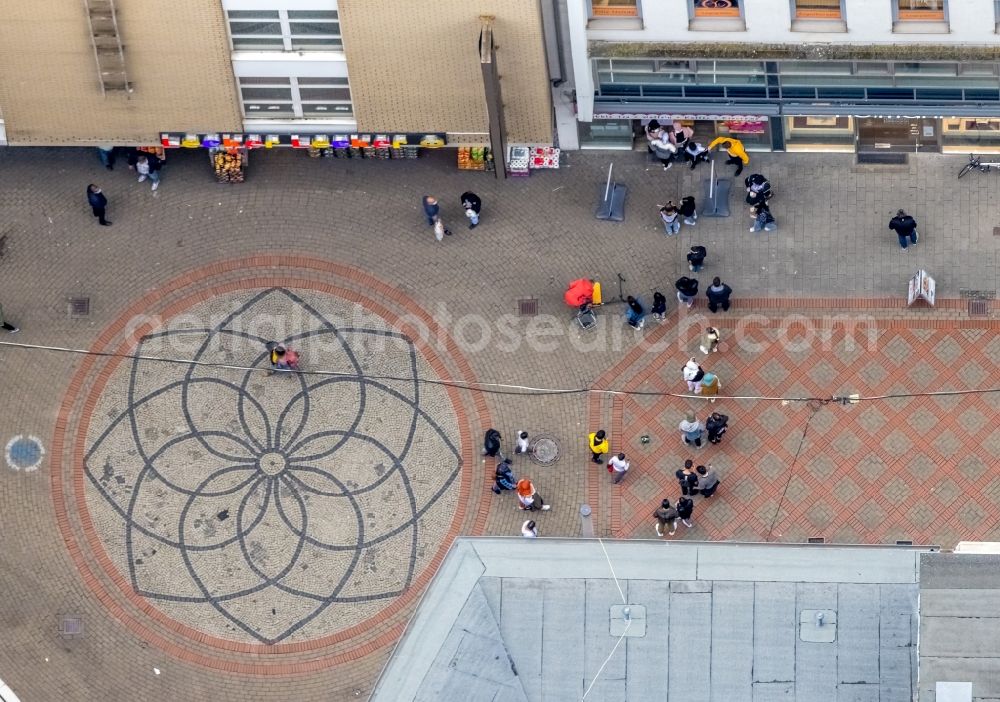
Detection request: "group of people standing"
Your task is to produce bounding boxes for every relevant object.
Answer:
[86,147,166,227]
[422,192,482,241]
[484,429,551,538]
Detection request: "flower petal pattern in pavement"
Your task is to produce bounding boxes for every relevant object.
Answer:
[83,288,463,644]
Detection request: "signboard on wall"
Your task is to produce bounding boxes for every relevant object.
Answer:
[593,113,771,121]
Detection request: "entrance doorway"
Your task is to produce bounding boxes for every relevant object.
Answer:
[857,117,939,153]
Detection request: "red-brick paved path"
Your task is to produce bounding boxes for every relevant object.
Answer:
[589,300,1000,547]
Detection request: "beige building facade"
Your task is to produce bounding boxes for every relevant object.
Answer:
[0,0,241,146]
[0,0,553,148]
[338,0,553,145]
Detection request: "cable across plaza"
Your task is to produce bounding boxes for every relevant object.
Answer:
[2,340,997,405]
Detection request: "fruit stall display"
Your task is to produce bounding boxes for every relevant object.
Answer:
[209,147,247,183]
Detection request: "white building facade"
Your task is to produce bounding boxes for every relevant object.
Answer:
[555,0,1000,153]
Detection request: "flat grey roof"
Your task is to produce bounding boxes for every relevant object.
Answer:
[371,539,928,702]
[918,553,1000,702]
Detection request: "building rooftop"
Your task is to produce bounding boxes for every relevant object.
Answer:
[918,551,1000,702]
[371,538,930,702]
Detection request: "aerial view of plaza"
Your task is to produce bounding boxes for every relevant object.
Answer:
[0,1,997,700]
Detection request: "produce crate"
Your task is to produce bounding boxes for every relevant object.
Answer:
[210,147,247,183]
[458,146,488,171]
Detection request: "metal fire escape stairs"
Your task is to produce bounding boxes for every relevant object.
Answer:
[84,0,130,95]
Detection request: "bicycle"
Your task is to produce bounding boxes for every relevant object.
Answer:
[957,153,1000,178]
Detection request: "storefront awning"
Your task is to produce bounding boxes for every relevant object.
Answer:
[782,104,1000,118]
[592,103,780,119]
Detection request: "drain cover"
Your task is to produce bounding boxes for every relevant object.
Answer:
[528,435,559,465]
[58,615,84,639]
[69,297,91,317]
[969,300,990,316]
[518,298,538,316]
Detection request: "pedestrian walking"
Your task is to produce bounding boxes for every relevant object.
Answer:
[651,291,668,321]
[677,495,695,528]
[654,499,680,536]
[0,303,19,333]
[483,428,503,458]
[684,141,712,170]
[706,277,732,313]
[461,191,482,229]
[889,209,919,250]
[700,326,720,355]
[696,464,720,497]
[492,458,517,495]
[650,134,678,171]
[679,411,705,448]
[608,452,630,484]
[745,173,773,207]
[96,144,116,170]
[521,520,538,538]
[700,370,721,402]
[707,136,749,176]
[675,276,699,308]
[679,195,698,225]
[588,430,609,464]
[433,215,452,241]
[134,153,162,191]
[687,245,707,272]
[682,358,705,394]
[515,431,531,455]
[87,184,111,226]
[676,459,698,496]
[422,195,439,226]
[625,295,646,329]
[750,203,777,232]
[516,478,551,511]
[658,202,681,236]
[706,412,729,445]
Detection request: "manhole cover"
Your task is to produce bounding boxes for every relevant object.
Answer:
[5,434,45,472]
[69,297,91,317]
[994,227,1000,237]
[58,615,84,639]
[528,435,559,465]
[969,300,990,317]
[518,298,538,316]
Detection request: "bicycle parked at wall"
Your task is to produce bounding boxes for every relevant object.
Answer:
[958,154,1000,178]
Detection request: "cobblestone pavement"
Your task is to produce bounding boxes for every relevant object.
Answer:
[0,146,996,700]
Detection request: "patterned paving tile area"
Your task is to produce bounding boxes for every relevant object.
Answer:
[606,318,1000,548]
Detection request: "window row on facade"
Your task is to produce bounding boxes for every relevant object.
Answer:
[590,0,960,25]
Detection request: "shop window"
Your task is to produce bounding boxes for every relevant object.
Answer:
[693,0,740,17]
[896,0,945,21]
[239,76,352,120]
[794,0,842,19]
[228,9,342,51]
[590,0,639,17]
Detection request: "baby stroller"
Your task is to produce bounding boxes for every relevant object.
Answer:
[565,278,603,330]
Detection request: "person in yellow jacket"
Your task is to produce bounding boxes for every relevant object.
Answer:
[588,430,609,465]
[707,136,749,176]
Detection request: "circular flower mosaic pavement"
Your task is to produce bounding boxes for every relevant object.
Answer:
[52,260,483,671]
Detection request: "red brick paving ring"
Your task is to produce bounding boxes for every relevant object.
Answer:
[50,257,490,675]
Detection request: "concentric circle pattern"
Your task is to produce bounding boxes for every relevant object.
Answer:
[79,285,465,646]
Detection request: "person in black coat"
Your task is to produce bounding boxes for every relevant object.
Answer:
[87,184,110,226]
[706,277,732,313]
[687,245,707,272]
[677,495,695,527]
[483,428,502,458]
[675,459,699,496]
[651,291,668,321]
[888,209,919,250]
[675,276,699,308]
[706,412,729,444]
[461,191,482,229]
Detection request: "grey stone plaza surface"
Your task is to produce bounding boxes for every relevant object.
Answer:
[372,538,927,702]
[0,145,996,701]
